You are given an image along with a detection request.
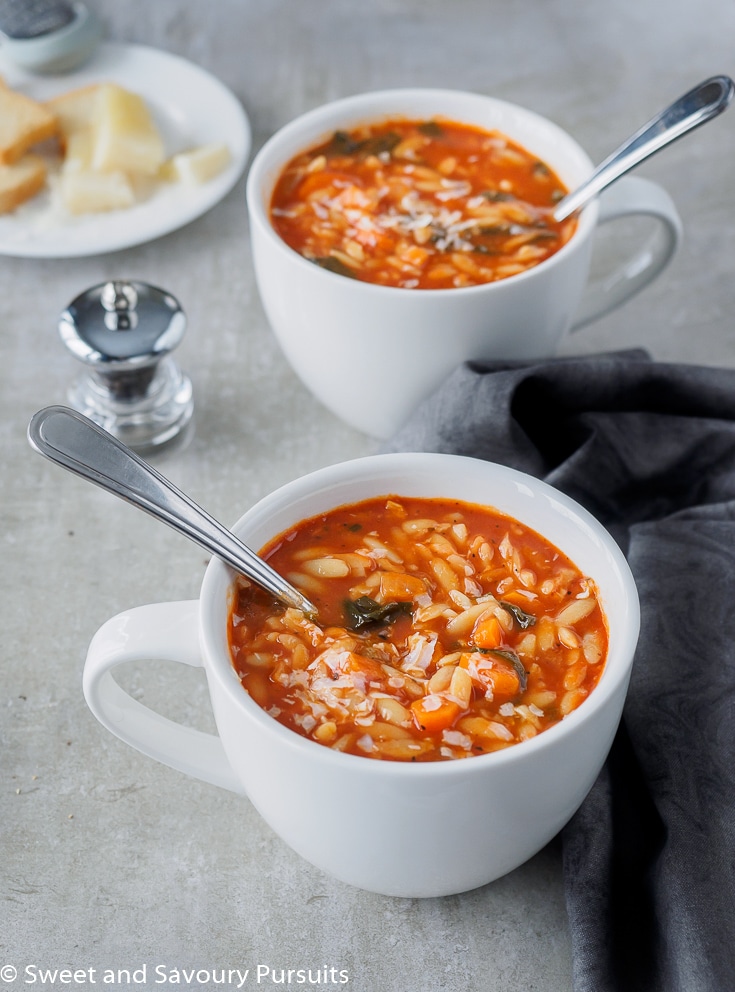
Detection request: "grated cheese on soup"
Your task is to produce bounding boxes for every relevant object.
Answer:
[228,496,608,762]
[269,118,577,290]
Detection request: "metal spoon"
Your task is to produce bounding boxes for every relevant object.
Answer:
[28,405,317,615]
[553,75,734,222]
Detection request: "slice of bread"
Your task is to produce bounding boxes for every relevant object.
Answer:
[0,79,57,164]
[0,154,47,213]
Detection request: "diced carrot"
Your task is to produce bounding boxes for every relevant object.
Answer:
[297,170,348,198]
[400,244,430,267]
[460,652,521,700]
[471,614,503,649]
[483,667,521,699]
[352,224,393,253]
[343,652,387,684]
[499,590,531,606]
[411,695,460,732]
[379,571,427,602]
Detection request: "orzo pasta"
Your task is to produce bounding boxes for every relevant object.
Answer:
[228,496,608,762]
[270,117,576,289]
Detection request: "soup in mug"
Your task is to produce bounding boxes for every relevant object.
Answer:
[228,495,608,762]
[269,117,577,289]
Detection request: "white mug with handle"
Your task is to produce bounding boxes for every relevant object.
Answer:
[82,452,640,898]
[247,88,684,438]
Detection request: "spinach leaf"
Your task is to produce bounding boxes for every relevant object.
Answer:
[344,596,412,631]
[499,600,537,629]
[418,120,444,137]
[359,131,402,157]
[475,224,512,236]
[312,256,359,279]
[320,130,361,157]
[320,129,401,160]
[485,647,528,692]
[481,189,514,202]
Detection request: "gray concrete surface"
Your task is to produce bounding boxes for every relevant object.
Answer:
[2,1,734,989]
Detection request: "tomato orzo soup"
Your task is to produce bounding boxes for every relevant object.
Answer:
[228,496,608,762]
[270,117,576,289]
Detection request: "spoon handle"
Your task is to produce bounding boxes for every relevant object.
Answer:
[553,75,735,221]
[28,405,316,615]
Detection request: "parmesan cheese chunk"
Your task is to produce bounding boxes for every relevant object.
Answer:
[62,129,94,172]
[60,168,135,214]
[91,83,165,176]
[58,128,135,213]
[163,143,232,185]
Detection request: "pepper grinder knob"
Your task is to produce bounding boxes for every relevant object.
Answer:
[59,280,194,452]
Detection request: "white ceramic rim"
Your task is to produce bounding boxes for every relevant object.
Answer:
[245,86,598,297]
[200,452,639,779]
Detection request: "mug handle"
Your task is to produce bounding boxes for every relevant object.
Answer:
[82,600,244,795]
[570,174,682,330]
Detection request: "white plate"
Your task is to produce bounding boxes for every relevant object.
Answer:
[0,42,251,257]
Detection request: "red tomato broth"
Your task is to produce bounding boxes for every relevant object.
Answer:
[227,496,608,762]
[269,116,577,289]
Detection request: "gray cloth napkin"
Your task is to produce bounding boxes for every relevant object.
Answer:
[383,350,735,992]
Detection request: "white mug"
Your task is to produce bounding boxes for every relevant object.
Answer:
[246,88,682,438]
[83,453,640,898]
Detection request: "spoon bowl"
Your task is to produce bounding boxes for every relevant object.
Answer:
[553,75,734,221]
[27,405,317,615]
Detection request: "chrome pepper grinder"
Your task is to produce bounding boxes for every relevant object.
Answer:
[59,280,194,452]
